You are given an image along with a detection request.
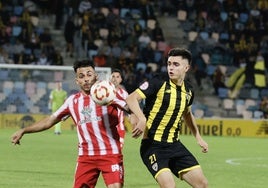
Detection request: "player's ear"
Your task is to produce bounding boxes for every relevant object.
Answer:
[95,73,99,81]
[75,77,79,85]
[185,64,190,72]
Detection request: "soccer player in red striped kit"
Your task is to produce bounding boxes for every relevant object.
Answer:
[110,69,129,149]
[11,60,126,188]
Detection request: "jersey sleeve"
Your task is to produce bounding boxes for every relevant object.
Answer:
[53,95,72,121]
[136,76,163,99]
[184,81,194,107]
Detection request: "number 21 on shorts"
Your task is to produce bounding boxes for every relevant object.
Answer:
[149,154,157,164]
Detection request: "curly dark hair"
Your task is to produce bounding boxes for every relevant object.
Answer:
[73,60,95,73]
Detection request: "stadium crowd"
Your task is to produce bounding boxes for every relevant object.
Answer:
[1,0,167,93]
[177,0,268,92]
[1,0,268,100]
[68,0,268,94]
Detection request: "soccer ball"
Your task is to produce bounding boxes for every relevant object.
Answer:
[90,80,116,105]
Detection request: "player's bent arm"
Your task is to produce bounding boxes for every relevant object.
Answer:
[11,115,60,145]
[125,91,146,122]
[125,91,147,138]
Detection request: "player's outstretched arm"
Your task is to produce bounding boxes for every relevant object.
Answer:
[11,115,59,145]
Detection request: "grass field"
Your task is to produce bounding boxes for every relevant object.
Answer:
[1,129,268,188]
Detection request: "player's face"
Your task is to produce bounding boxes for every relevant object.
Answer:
[75,66,97,94]
[167,56,190,85]
[111,72,122,88]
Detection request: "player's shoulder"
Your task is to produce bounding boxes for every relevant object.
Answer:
[184,79,195,98]
[148,72,168,85]
[138,72,166,92]
[66,92,81,101]
[184,79,194,91]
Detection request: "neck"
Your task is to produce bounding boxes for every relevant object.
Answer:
[171,78,184,86]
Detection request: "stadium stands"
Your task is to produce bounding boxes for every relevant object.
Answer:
[1,0,268,118]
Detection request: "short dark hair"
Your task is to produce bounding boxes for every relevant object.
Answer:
[73,60,95,73]
[112,68,123,80]
[112,68,122,75]
[167,47,192,65]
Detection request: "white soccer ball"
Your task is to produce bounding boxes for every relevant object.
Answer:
[90,80,116,105]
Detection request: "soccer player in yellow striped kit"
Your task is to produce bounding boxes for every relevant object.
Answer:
[126,47,209,188]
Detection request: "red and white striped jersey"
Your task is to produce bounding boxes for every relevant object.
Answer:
[114,88,129,133]
[53,92,124,156]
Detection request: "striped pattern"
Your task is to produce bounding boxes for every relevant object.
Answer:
[137,77,193,143]
[54,92,121,156]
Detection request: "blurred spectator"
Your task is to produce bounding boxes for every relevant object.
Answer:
[144,66,154,80]
[111,41,121,58]
[140,43,154,63]
[120,46,131,59]
[159,0,177,16]
[247,36,259,57]
[124,30,139,49]
[25,54,36,64]
[51,49,64,65]
[135,67,147,85]
[13,39,25,63]
[124,71,137,93]
[78,0,92,15]
[24,1,38,13]
[93,7,106,28]
[0,47,13,64]
[49,81,67,135]
[140,1,156,20]
[0,27,9,45]
[234,34,249,63]
[18,27,30,45]
[64,15,76,57]
[53,0,65,30]
[73,29,83,59]
[39,27,52,50]
[212,66,226,95]
[108,26,122,44]
[151,22,165,42]
[28,31,41,51]
[106,7,120,30]
[133,19,143,37]
[93,54,106,67]
[138,29,151,50]
[195,11,206,31]
[260,96,268,119]
[192,54,207,89]
[98,39,111,56]
[36,52,50,65]
[36,0,50,15]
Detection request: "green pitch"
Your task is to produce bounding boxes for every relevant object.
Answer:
[1,129,267,188]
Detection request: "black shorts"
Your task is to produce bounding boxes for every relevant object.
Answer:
[140,139,200,179]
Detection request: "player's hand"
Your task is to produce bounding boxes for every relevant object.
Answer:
[11,130,23,145]
[198,139,208,153]
[132,117,146,138]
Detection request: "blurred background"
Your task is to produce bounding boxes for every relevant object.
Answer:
[1,0,268,119]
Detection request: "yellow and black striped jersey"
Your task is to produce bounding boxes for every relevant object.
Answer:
[136,73,194,143]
